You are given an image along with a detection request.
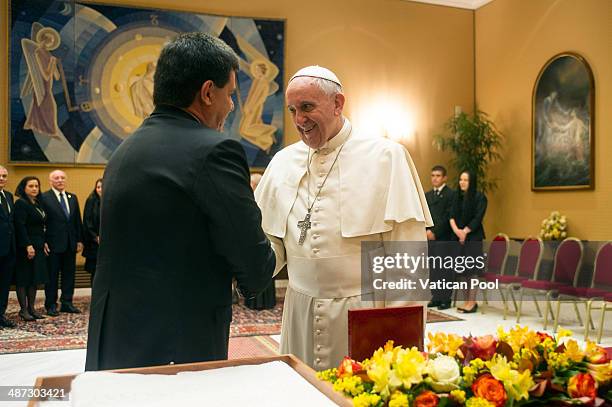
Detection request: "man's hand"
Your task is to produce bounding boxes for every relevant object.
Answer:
[26,245,35,260]
[77,242,84,253]
[426,230,436,241]
[44,243,50,256]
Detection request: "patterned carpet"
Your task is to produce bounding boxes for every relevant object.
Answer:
[0,296,459,355]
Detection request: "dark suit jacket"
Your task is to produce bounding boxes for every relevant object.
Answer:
[40,189,83,253]
[0,190,15,257]
[450,190,488,241]
[14,198,46,249]
[85,105,275,371]
[425,186,455,241]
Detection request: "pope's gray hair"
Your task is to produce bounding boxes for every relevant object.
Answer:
[311,77,343,96]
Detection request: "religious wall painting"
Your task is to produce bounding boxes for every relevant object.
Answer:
[9,0,285,168]
[532,52,594,190]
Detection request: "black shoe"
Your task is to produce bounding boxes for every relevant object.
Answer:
[457,304,478,314]
[437,302,452,310]
[46,306,59,317]
[18,310,35,322]
[427,300,441,308]
[29,309,45,319]
[60,303,82,314]
[0,316,17,327]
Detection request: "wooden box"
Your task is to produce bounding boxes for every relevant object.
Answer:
[28,354,351,406]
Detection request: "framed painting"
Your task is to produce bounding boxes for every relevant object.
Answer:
[8,0,285,168]
[532,52,594,190]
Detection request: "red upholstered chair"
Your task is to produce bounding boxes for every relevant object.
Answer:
[568,243,612,342]
[487,237,543,319]
[481,233,510,314]
[516,237,583,330]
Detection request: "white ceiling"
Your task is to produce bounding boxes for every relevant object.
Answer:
[403,0,494,10]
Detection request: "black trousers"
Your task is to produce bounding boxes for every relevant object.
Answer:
[0,250,15,316]
[45,251,76,309]
[429,240,454,303]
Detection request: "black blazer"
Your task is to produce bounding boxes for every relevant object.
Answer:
[40,189,83,253]
[14,198,46,249]
[0,190,15,256]
[450,190,488,241]
[82,194,100,260]
[86,105,275,371]
[425,186,455,241]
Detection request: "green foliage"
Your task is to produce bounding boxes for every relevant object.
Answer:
[434,110,503,193]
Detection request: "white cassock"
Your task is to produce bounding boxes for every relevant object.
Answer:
[255,119,433,370]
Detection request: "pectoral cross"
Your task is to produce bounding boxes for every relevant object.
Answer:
[297,210,312,245]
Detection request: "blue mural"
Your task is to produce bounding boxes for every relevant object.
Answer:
[9,0,285,168]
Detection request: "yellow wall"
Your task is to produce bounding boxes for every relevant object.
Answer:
[475,0,612,240]
[1,0,474,208]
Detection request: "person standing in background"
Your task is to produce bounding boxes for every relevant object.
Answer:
[83,179,102,287]
[40,169,83,316]
[13,176,48,321]
[0,166,17,328]
[425,165,455,310]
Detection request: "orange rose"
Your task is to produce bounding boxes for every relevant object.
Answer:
[472,373,508,407]
[471,335,498,361]
[567,373,597,399]
[586,346,609,364]
[337,356,363,378]
[414,390,439,407]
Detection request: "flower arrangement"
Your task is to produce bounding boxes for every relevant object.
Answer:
[540,211,568,241]
[317,326,612,406]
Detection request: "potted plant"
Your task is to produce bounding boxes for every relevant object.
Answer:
[434,110,503,193]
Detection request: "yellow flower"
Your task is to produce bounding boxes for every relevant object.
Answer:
[463,359,485,386]
[388,391,409,407]
[564,339,585,363]
[427,332,464,357]
[353,393,382,407]
[465,397,495,407]
[367,360,391,399]
[316,368,338,383]
[333,375,365,397]
[487,354,534,401]
[547,351,570,370]
[504,325,540,353]
[556,327,573,340]
[392,347,427,389]
[451,389,467,404]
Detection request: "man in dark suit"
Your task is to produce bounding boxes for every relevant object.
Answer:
[0,166,16,328]
[85,33,275,371]
[40,170,84,316]
[425,165,455,310]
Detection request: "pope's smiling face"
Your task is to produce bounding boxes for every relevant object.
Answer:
[286,77,344,149]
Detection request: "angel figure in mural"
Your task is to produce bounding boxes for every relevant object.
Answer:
[556,108,588,162]
[129,61,156,119]
[235,34,280,151]
[20,23,63,139]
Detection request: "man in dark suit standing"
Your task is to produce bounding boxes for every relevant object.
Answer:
[425,165,455,310]
[85,33,275,371]
[40,170,84,316]
[0,166,16,328]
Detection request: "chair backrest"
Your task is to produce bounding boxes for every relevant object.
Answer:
[591,242,612,289]
[552,237,583,286]
[487,233,510,275]
[516,237,543,279]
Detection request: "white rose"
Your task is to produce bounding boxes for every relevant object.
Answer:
[425,355,461,392]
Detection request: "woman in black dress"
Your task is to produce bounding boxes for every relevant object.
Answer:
[14,176,48,321]
[449,170,487,313]
[83,178,102,286]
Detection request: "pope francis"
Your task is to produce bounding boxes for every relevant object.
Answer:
[255,66,433,370]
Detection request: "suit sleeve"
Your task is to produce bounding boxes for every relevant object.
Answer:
[14,201,31,248]
[73,196,84,243]
[467,193,487,233]
[196,139,275,295]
